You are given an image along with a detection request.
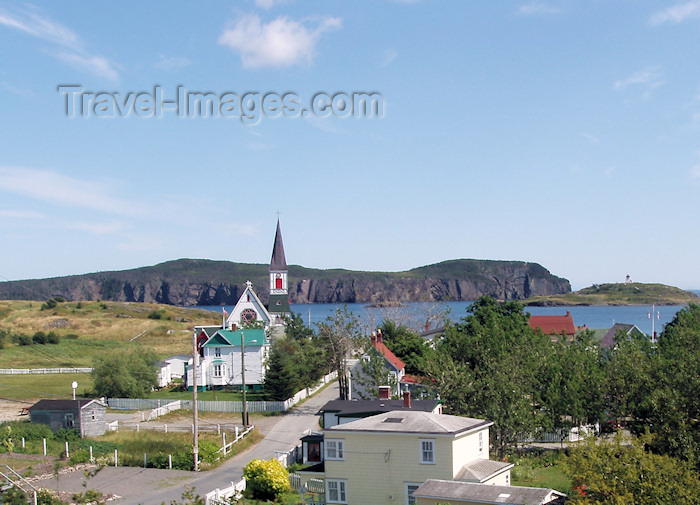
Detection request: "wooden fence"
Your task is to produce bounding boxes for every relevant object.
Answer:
[0,367,92,375]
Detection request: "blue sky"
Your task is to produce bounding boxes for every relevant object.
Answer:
[1,1,699,291]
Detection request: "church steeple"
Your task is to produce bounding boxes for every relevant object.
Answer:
[270,219,287,271]
[268,219,290,323]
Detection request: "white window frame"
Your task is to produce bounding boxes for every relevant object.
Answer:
[419,438,435,464]
[325,439,345,460]
[405,483,422,505]
[213,364,225,378]
[214,347,221,358]
[326,479,347,504]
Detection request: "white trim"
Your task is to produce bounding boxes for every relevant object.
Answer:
[405,482,422,505]
[325,439,345,461]
[419,438,435,464]
[326,479,347,504]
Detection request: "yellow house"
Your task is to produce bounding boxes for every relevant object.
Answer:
[413,479,566,505]
[322,410,513,505]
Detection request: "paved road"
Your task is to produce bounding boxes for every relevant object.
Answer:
[31,382,338,505]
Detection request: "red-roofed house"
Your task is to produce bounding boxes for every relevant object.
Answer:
[350,329,407,399]
[528,311,576,340]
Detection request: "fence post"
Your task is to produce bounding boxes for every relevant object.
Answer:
[235,426,239,439]
[141,412,145,422]
[90,446,93,463]
[114,449,118,467]
[43,438,46,456]
[168,454,172,469]
[21,437,25,449]
[144,453,147,468]
[165,424,168,433]
[65,441,69,459]
[191,424,194,434]
[222,433,226,455]
[217,424,220,435]
[137,424,140,432]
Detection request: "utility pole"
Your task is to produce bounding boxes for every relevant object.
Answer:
[241,331,248,429]
[192,331,199,471]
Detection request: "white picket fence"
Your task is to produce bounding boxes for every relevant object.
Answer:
[0,367,92,374]
[205,479,246,505]
[146,400,181,421]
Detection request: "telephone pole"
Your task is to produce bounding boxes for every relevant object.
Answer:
[241,331,248,429]
[192,331,199,471]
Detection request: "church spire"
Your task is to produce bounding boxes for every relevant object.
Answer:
[270,218,287,271]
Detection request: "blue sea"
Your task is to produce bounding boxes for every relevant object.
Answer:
[200,289,700,334]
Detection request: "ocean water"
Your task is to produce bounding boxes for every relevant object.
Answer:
[200,297,697,334]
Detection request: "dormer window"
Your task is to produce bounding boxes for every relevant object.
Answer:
[215,347,221,358]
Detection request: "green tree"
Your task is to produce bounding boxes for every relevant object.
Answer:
[353,346,399,399]
[243,458,290,501]
[422,297,548,458]
[264,340,299,401]
[378,319,429,375]
[91,348,158,398]
[316,306,363,400]
[563,432,700,504]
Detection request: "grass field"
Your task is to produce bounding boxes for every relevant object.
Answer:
[0,300,221,369]
[510,450,571,494]
[0,373,94,402]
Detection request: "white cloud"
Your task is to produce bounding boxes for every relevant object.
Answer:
[254,0,290,9]
[218,14,341,68]
[518,2,562,15]
[613,66,665,99]
[580,132,600,143]
[67,220,125,235]
[380,48,398,67]
[0,5,119,82]
[155,55,192,71]
[0,166,148,217]
[0,209,44,219]
[650,1,700,25]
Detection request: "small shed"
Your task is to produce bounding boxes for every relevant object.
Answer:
[28,399,107,437]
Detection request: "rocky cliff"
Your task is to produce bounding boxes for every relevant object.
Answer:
[0,258,571,305]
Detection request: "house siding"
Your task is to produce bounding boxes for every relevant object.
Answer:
[451,430,489,477]
[324,432,457,505]
[80,402,107,437]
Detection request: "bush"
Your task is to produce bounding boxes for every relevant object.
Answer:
[53,428,80,442]
[0,485,27,505]
[17,334,32,346]
[37,489,65,505]
[32,331,47,344]
[1,420,53,442]
[40,299,57,310]
[147,310,163,320]
[46,331,60,344]
[243,458,290,501]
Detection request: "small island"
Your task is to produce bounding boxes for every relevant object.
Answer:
[526,282,699,306]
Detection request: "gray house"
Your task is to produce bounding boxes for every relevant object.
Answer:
[28,399,107,437]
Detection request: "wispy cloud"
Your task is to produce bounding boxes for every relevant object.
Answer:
[650,0,700,25]
[155,55,192,71]
[218,14,341,68]
[613,66,665,100]
[518,2,562,16]
[67,220,125,235]
[0,166,148,217]
[380,48,398,67]
[580,132,600,143]
[0,209,44,219]
[0,4,119,82]
[254,0,290,9]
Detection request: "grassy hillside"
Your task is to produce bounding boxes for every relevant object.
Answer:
[526,282,699,306]
[0,299,220,369]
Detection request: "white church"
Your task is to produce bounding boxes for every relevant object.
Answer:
[186,220,290,391]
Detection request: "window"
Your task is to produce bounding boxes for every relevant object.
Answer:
[64,413,74,428]
[326,479,347,504]
[406,483,421,505]
[215,347,221,358]
[505,474,510,485]
[213,364,225,378]
[325,439,344,460]
[479,431,484,452]
[419,439,434,464]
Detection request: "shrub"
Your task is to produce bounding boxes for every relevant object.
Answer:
[37,489,65,505]
[46,331,60,344]
[2,420,53,442]
[32,331,47,344]
[243,458,290,501]
[53,428,80,442]
[40,299,57,310]
[0,485,27,505]
[64,333,79,340]
[17,334,32,346]
[147,310,163,320]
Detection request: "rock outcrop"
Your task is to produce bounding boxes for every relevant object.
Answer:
[0,258,571,305]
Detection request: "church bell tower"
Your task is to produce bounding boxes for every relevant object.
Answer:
[268,219,290,324]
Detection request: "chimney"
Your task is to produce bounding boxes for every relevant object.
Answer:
[370,332,377,345]
[403,391,411,409]
[376,329,383,344]
[378,385,391,400]
[566,311,571,317]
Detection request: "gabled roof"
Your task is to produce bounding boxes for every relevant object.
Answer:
[28,399,105,411]
[321,399,441,417]
[202,328,268,347]
[600,323,645,349]
[528,312,576,336]
[270,219,287,271]
[326,410,491,436]
[372,338,405,371]
[456,459,514,483]
[414,479,566,505]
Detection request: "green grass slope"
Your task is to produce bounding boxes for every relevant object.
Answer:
[526,282,699,306]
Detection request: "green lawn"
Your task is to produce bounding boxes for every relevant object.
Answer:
[0,373,94,401]
[509,450,571,494]
[0,338,127,368]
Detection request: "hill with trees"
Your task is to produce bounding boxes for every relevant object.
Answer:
[527,282,698,306]
[0,258,571,306]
